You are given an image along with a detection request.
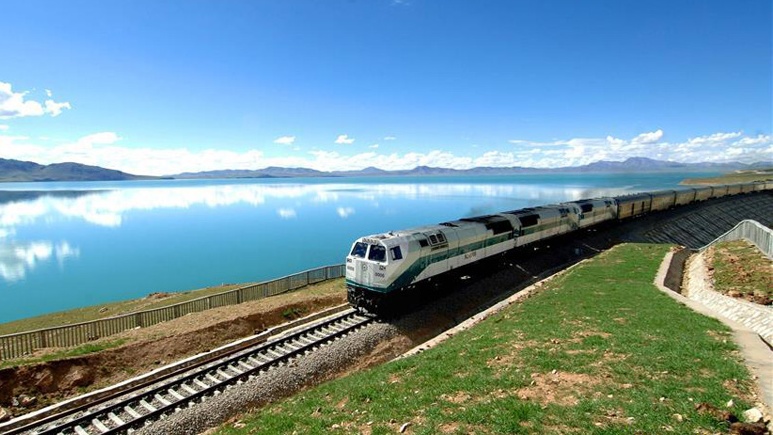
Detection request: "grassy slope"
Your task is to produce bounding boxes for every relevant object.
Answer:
[216,244,755,434]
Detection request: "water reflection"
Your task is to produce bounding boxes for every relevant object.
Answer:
[0,179,637,287]
[0,181,632,235]
[0,240,79,282]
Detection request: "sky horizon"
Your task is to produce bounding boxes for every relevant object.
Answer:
[1,1,771,176]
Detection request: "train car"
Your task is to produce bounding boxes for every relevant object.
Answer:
[650,190,677,212]
[503,206,571,246]
[346,182,772,314]
[693,186,713,202]
[564,198,617,228]
[674,188,697,206]
[615,193,652,219]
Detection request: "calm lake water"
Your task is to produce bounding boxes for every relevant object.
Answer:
[0,173,717,323]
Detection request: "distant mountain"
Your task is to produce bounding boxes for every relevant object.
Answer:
[2,157,771,183]
[173,167,333,179]
[0,158,157,182]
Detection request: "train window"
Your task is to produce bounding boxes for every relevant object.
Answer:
[518,214,539,227]
[580,204,593,213]
[368,245,386,262]
[390,246,403,260]
[437,233,446,243]
[350,242,368,258]
[429,235,438,244]
[419,239,429,248]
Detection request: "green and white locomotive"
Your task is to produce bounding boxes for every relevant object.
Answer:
[346,182,771,315]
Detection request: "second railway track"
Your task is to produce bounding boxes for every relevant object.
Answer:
[7,308,373,435]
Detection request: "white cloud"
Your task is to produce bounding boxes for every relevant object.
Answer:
[45,99,72,117]
[370,143,379,149]
[631,129,663,144]
[335,134,355,144]
[0,82,71,119]
[1,128,769,176]
[0,124,8,131]
[273,135,296,145]
[383,136,397,141]
[733,134,770,146]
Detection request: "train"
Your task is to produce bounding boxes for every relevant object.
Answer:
[345,181,773,314]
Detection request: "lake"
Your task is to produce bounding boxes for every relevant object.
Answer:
[0,172,716,323]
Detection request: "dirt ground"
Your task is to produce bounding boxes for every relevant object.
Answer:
[0,289,347,417]
[705,240,773,305]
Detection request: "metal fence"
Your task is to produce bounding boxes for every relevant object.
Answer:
[700,219,773,259]
[0,264,345,361]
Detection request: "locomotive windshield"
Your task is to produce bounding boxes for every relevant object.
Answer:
[368,245,387,262]
[350,242,368,258]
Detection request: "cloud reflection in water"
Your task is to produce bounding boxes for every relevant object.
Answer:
[0,240,79,282]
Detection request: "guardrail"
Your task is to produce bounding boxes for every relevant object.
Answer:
[0,264,345,361]
[699,219,773,259]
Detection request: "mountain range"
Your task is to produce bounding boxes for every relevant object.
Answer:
[1,157,771,183]
[0,158,157,182]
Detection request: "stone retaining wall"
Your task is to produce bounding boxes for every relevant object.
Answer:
[683,251,773,345]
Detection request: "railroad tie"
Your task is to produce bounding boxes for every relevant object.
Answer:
[92,418,110,433]
[107,412,125,426]
[124,405,142,419]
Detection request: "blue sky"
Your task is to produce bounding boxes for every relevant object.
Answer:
[1,0,771,175]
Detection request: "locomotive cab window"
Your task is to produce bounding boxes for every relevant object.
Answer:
[351,242,368,258]
[390,246,403,261]
[368,245,387,262]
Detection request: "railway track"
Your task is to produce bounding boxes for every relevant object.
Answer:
[7,308,373,435]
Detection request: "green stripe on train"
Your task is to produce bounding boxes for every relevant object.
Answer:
[349,232,514,294]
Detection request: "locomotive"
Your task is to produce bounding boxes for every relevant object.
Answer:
[345,181,772,314]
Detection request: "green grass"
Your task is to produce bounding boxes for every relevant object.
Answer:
[682,168,773,185]
[214,244,755,434]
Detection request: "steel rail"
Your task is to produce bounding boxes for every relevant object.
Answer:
[17,309,371,435]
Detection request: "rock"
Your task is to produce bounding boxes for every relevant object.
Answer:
[399,422,412,433]
[741,407,764,423]
[727,399,735,408]
[0,406,10,423]
[18,394,36,407]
